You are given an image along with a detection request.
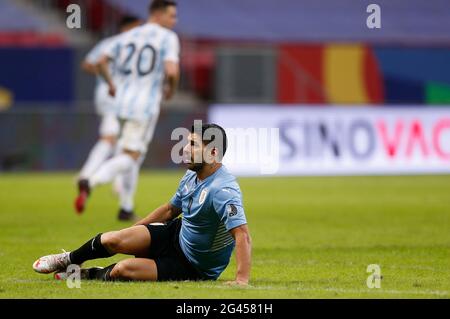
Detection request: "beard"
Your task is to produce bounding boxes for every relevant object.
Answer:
[184,152,207,172]
[187,162,205,172]
[184,154,205,172]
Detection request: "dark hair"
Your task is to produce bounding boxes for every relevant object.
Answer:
[149,0,177,13]
[191,123,228,160]
[118,15,140,29]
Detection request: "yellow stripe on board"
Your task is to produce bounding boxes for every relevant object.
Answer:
[324,45,368,104]
[0,87,13,111]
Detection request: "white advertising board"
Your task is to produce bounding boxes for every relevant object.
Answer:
[209,105,450,176]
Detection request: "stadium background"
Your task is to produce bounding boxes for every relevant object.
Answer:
[1,0,450,172]
[0,0,449,299]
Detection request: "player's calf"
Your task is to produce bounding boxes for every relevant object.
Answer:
[99,226,151,256]
[109,258,157,281]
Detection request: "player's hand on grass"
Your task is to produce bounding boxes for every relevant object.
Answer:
[225,279,249,287]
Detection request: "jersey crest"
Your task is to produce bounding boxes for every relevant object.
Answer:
[199,188,208,204]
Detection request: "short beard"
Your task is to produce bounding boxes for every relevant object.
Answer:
[187,162,205,172]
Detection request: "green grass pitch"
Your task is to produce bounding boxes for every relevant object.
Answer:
[0,171,449,298]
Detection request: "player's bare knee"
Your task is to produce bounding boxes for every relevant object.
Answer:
[123,149,141,161]
[110,263,123,279]
[110,261,133,279]
[101,231,123,252]
[101,135,117,145]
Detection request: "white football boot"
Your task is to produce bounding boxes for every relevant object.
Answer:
[32,250,71,274]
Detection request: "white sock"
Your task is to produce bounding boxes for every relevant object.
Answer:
[79,140,113,179]
[119,158,142,212]
[89,153,135,188]
[111,146,124,196]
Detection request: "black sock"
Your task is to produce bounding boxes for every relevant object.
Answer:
[88,264,117,281]
[69,233,113,265]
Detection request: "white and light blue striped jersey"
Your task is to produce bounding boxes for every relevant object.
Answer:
[104,23,180,122]
[85,35,120,115]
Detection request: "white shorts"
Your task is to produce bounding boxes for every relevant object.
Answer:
[118,115,159,154]
[99,113,120,137]
[94,84,115,115]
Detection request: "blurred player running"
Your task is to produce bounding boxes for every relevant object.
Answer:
[74,0,180,221]
[78,16,142,221]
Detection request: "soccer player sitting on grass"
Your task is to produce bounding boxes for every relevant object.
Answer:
[33,124,252,285]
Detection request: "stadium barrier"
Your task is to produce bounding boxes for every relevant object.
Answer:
[0,109,206,171]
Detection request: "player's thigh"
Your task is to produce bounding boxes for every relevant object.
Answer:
[110,258,157,281]
[99,113,120,138]
[101,225,151,256]
[141,114,158,147]
[118,117,158,154]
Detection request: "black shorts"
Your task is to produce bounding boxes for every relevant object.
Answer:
[145,218,206,281]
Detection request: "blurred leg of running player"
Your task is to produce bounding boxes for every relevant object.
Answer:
[75,3,180,221]
[76,117,158,222]
[117,152,145,221]
[78,114,119,181]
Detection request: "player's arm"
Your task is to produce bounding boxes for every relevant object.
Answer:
[228,224,252,286]
[81,61,98,75]
[163,61,180,100]
[162,33,180,100]
[133,203,182,226]
[139,170,187,226]
[97,55,116,97]
[83,42,101,75]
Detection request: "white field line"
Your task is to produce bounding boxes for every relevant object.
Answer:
[184,284,449,297]
[3,279,448,297]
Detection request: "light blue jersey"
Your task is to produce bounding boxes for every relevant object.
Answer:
[85,35,120,115]
[170,166,247,280]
